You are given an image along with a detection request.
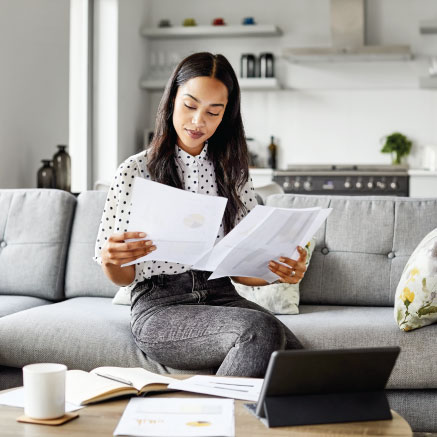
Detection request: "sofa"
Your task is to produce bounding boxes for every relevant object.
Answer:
[0,188,436,433]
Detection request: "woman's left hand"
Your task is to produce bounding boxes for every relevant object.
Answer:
[268,246,307,284]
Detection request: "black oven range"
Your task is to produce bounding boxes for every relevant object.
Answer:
[273,165,409,196]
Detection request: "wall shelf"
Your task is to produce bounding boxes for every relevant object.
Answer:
[419,76,437,89]
[140,77,280,91]
[239,78,280,90]
[419,20,437,34]
[141,24,282,39]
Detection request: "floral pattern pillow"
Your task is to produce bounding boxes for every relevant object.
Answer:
[232,238,316,315]
[395,228,437,331]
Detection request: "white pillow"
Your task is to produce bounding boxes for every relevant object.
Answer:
[232,238,316,315]
[394,228,437,331]
[112,286,131,305]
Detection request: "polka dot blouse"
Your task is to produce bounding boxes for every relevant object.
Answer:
[93,143,258,294]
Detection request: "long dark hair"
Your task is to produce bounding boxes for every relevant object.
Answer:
[147,52,249,235]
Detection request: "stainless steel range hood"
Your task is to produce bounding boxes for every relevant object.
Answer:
[283,0,412,62]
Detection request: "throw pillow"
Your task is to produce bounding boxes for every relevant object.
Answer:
[232,238,316,315]
[394,228,437,331]
[113,286,131,305]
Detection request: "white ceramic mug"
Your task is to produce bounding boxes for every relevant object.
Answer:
[23,363,67,419]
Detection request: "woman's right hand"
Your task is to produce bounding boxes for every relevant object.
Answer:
[101,232,156,267]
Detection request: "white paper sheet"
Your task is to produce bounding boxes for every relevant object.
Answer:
[121,178,227,267]
[0,387,84,412]
[193,205,332,281]
[113,397,234,437]
[167,376,263,402]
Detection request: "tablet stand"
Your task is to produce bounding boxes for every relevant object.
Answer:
[263,390,392,427]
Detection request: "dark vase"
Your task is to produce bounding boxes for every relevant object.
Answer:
[37,160,55,188]
[52,144,71,192]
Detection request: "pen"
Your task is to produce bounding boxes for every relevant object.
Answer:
[95,372,133,386]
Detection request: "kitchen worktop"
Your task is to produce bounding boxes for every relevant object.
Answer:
[408,169,437,176]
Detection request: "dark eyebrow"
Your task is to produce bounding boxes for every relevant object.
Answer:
[183,93,225,108]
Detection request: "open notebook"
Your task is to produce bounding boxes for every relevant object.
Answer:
[66,367,178,406]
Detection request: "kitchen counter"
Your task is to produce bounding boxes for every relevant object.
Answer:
[408,169,437,197]
[408,169,437,176]
[249,168,437,197]
[249,168,274,188]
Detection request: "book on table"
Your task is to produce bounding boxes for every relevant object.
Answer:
[65,367,178,406]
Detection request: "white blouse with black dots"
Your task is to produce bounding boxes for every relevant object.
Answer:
[93,143,258,294]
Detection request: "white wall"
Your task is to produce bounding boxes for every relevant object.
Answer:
[142,0,437,169]
[0,0,70,188]
[117,0,149,163]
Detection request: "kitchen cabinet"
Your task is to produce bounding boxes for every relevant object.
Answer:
[249,168,274,188]
[408,170,437,197]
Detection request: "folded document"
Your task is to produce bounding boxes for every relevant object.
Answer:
[124,178,332,282]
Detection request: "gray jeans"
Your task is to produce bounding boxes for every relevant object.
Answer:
[130,270,303,377]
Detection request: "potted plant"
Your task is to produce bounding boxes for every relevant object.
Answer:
[380,132,413,165]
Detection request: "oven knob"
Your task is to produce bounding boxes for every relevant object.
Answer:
[283,181,290,190]
[344,179,352,189]
[293,180,301,189]
[355,180,363,189]
[303,180,312,191]
[377,180,386,190]
[367,180,374,189]
[390,180,398,190]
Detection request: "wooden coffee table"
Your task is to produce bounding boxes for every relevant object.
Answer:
[0,385,412,437]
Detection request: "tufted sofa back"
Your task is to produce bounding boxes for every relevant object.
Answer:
[0,189,76,301]
[266,195,437,306]
[64,191,119,298]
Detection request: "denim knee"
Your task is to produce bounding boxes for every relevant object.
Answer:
[244,311,286,352]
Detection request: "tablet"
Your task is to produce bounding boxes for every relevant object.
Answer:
[248,346,400,426]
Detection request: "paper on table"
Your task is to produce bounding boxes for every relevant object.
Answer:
[193,205,332,281]
[113,397,234,437]
[121,178,227,267]
[0,387,84,412]
[167,375,263,402]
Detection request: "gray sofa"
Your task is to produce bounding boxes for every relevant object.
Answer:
[0,188,436,433]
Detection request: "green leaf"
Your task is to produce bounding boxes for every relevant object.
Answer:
[380,132,412,159]
[418,306,437,317]
[396,309,404,323]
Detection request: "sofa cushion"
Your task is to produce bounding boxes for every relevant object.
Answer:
[266,195,437,306]
[0,189,76,301]
[0,295,51,317]
[65,191,119,298]
[0,297,213,376]
[278,304,437,390]
[394,227,437,331]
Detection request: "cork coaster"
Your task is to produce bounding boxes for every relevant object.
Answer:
[16,412,79,426]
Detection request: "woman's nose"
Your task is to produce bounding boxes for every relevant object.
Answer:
[192,111,205,128]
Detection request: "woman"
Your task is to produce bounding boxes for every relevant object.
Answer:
[94,52,305,377]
